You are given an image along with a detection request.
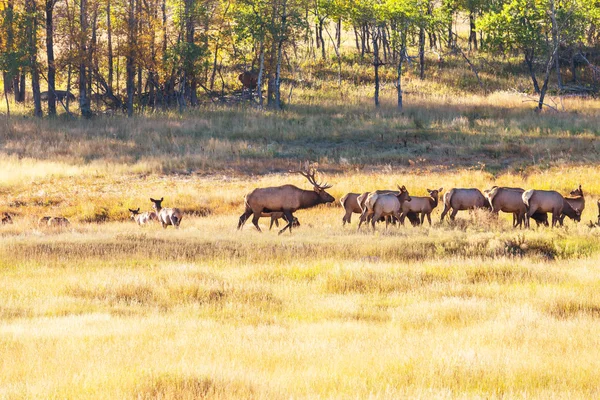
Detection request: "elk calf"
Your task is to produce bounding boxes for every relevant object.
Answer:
[1,213,13,225]
[400,188,442,226]
[129,208,158,226]
[150,197,183,229]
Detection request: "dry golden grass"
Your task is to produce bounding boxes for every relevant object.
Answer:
[1,76,600,398]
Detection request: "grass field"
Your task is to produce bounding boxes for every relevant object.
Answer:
[2,76,600,398]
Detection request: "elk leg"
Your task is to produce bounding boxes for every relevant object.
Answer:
[278,210,295,235]
[440,204,450,222]
[251,213,262,233]
[371,211,382,231]
[426,213,432,226]
[420,212,425,225]
[449,209,458,221]
[357,210,368,230]
[237,210,252,230]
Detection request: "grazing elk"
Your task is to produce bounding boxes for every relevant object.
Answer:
[400,188,443,226]
[48,217,70,227]
[129,208,158,226]
[440,188,490,222]
[522,190,580,228]
[369,186,412,230]
[38,216,51,227]
[238,211,300,231]
[561,185,585,224]
[1,213,13,225]
[237,167,335,234]
[484,186,529,228]
[341,193,361,226]
[238,71,258,92]
[40,90,76,102]
[150,198,183,229]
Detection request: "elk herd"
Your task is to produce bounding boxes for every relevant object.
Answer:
[2,167,600,233]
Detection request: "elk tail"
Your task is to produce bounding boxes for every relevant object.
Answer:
[340,193,349,208]
[443,189,454,209]
[522,190,534,208]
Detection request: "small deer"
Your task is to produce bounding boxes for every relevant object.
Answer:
[129,208,158,226]
[150,197,183,229]
[1,213,13,225]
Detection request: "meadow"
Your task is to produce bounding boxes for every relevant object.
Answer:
[1,72,600,398]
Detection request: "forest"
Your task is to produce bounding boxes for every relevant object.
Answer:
[1,0,599,117]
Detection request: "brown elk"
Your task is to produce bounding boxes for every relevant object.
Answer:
[522,190,580,228]
[341,193,361,226]
[129,208,158,226]
[370,186,411,230]
[40,90,75,102]
[238,211,300,231]
[38,216,51,227]
[150,198,183,229]
[400,188,443,226]
[238,71,258,91]
[561,185,585,222]
[48,217,70,227]
[237,167,334,234]
[1,213,13,224]
[440,188,490,222]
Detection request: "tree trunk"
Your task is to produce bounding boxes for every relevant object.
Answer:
[126,0,135,117]
[525,50,540,94]
[419,26,425,80]
[107,0,113,91]
[26,0,42,117]
[319,18,326,60]
[550,0,562,91]
[257,39,265,107]
[274,0,288,110]
[79,0,92,117]
[469,12,477,51]
[3,0,15,95]
[373,26,380,108]
[45,0,57,115]
[353,25,360,52]
[396,42,405,110]
[336,18,341,48]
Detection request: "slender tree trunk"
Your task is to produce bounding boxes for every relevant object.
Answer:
[274,0,288,110]
[89,6,98,98]
[538,1,560,111]
[469,12,477,51]
[3,0,15,95]
[353,25,360,52]
[79,0,92,117]
[126,0,135,116]
[396,40,405,110]
[257,39,265,107]
[26,0,42,117]
[45,0,56,115]
[525,50,540,94]
[107,0,113,90]
[373,26,380,108]
[319,18,326,60]
[419,25,425,80]
[336,18,341,48]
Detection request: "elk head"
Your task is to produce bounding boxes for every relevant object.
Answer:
[570,185,583,197]
[396,185,411,203]
[129,208,140,219]
[292,166,335,204]
[150,197,164,212]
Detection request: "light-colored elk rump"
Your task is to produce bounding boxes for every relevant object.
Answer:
[484,186,529,228]
[440,188,490,222]
[48,217,70,227]
[150,197,183,229]
[1,213,13,224]
[341,193,361,226]
[370,186,411,230]
[238,211,300,231]
[129,208,158,226]
[522,190,579,228]
[400,188,443,226]
[357,189,398,229]
[237,167,334,235]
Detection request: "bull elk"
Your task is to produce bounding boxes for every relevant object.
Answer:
[440,188,490,222]
[150,197,183,229]
[237,166,335,234]
[400,188,442,226]
[129,208,158,226]
[238,71,258,92]
[1,213,13,225]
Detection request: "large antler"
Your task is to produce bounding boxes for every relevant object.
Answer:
[290,163,332,190]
